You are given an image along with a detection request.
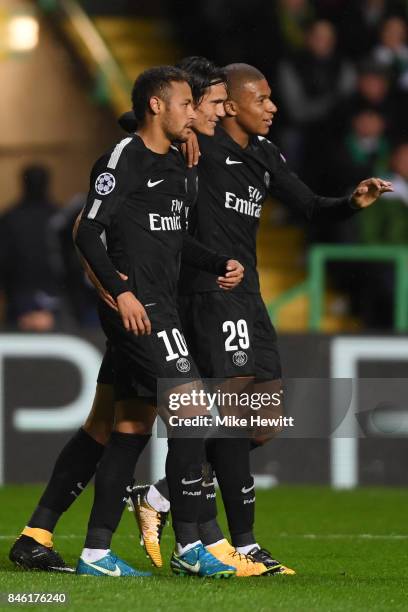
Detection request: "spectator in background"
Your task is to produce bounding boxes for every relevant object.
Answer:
[351,141,408,328]
[372,16,408,89]
[310,108,390,243]
[332,60,401,140]
[277,19,355,184]
[330,109,391,200]
[269,0,315,61]
[325,111,395,328]
[361,140,408,244]
[0,165,59,331]
[339,0,406,59]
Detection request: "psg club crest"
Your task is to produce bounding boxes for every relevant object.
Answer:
[232,350,248,367]
[95,172,116,196]
[176,357,191,373]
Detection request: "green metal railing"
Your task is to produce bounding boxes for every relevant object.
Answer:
[268,245,408,332]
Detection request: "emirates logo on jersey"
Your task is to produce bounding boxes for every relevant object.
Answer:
[149,198,183,232]
[224,186,263,218]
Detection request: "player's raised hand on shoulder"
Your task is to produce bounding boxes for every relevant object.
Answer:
[351,178,393,209]
[180,131,201,167]
[116,292,151,335]
[217,259,244,290]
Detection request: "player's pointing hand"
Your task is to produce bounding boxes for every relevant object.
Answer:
[217,259,244,290]
[351,178,394,209]
[116,292,152,335]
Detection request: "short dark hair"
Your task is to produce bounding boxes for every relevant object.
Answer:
[224,63,265,99]
[176,56,226,104]
[131,66,190,124]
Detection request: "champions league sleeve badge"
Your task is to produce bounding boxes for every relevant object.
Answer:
[95,172,116,196]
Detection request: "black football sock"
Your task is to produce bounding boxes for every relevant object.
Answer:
[152,477,169,501]
[198,461,223,545]
[27,428,105,533]
[166,438,205,546]
[209,438,256,547]
[198,462,217,522]
[199,519,224,546]
[85,431,150,549]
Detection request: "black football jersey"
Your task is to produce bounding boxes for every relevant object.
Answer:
[76,135,227,307]
[179,126,354,294]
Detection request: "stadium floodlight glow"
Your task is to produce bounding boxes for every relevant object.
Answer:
[7,15,39,52]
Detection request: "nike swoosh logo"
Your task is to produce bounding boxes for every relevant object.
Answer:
[86,561,121,577]
[241,484,255,494]
[181,477,202,485]
[176,557,200,573]
[144,303,157,307]
[226,157,243,165]
[147,179,164,187]
[202,480,215,488]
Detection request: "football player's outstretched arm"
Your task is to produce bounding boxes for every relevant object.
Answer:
[264,140,393,221]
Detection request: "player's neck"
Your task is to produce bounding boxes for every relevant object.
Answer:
[136,124,171,154]
[221,119,250,149]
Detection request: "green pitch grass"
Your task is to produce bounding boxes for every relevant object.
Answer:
[1,485,407,611]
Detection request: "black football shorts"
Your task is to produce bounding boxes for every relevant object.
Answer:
[96,343,115,385]
[178,292,281,380]
[98,301,200,399]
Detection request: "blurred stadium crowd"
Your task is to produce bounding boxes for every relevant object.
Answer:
[1,0,408,331]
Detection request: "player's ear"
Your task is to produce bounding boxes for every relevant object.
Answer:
[224,99,238,117]
[149,96,162,116]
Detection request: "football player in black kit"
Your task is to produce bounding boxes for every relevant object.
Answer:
[130,60,393,575]
[10,66,244,579]
[74,65,247,578]
[9,59,246,577]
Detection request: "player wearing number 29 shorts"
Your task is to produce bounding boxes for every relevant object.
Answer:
[178,291,281,381]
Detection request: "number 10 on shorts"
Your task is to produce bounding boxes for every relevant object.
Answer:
[222,319,250,351]
[157,328,189,361]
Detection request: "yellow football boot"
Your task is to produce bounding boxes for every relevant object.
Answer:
[206,540,270,577]
[127,485,168,568]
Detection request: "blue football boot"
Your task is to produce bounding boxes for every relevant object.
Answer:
[170,543,236,578]
[76,551,151,577]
